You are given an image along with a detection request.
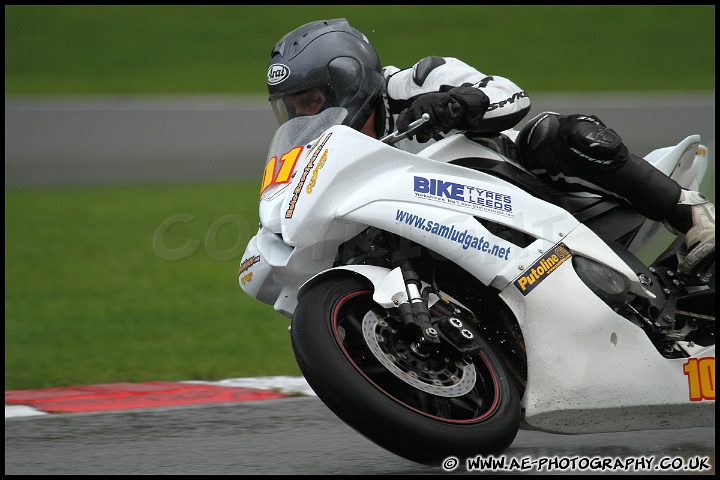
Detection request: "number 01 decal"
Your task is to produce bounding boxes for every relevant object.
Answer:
[683,357,715,401]
[260,146,304,194]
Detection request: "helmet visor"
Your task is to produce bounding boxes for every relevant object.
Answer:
[270,86,337,125]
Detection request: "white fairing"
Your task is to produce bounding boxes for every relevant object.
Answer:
[239,107,714,433]
[498,234,714,432]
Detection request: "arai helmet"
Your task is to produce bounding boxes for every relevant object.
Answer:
[267,18,384,131]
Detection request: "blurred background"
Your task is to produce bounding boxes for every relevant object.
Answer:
[4,6,715,390]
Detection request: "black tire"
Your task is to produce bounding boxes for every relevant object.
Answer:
[291,274,521,466]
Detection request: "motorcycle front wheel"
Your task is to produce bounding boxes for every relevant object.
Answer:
[290,275,521,466]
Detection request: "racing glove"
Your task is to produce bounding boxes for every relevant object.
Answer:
[396,86,490,143]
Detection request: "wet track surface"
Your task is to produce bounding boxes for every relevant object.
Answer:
[4,397,716,475]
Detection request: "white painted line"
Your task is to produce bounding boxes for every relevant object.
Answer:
[184,376,317,397]
[5,405,49,418]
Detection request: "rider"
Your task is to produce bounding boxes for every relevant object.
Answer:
[266,18,715,281]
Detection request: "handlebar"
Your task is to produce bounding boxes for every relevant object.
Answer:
[379,113,430,145]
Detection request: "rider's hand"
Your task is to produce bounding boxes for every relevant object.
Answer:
[396,86,490,143]
[396,92,463,143]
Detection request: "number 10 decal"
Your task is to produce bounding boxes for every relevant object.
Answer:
[260,146,304,194]
[683,357,715,401]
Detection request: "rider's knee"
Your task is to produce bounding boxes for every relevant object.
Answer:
[517,112,629,174]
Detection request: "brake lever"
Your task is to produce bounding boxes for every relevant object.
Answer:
[379,113,430,145]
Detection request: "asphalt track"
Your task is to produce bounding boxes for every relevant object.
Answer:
[4,397,715,475]
[4,93,716,474]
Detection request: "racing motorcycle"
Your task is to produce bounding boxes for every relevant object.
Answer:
[238,107,715,465]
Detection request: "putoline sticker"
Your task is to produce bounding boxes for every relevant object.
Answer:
[514,243,571,295]
[267,64,290,85]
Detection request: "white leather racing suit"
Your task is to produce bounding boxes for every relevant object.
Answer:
[378,56,531,152]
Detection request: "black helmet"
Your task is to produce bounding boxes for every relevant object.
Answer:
[267,18,384,131]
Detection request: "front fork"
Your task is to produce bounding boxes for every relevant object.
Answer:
[392,250,484,359]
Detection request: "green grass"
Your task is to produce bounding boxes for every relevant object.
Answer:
[5,5,715,95]
[4,5,715,390]
[5,181,301,390]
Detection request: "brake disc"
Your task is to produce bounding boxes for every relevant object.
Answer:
[362,310,476,397]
